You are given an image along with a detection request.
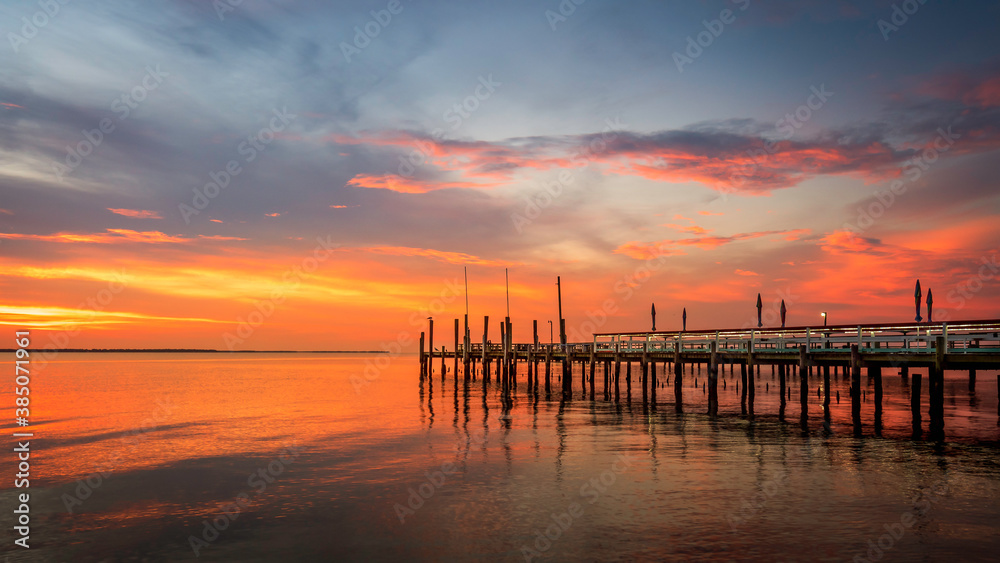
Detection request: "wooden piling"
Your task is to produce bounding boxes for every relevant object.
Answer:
[454,318,459,380]
[419,331,426,377]
[929,336,945,440]
[708,342,718,416]
[500,321,506,385]
[642,352,649,404]
[851,344,861,436]
[823,360,831,418]
[873,363,883,434]
[673,337,683,412]
[911,370,922,436]
[482,316,489,381]
[799,345,808,423]
[561,319,571,395]
[428,318,434,377]
[778,363,786,405]
[740,361,748,415]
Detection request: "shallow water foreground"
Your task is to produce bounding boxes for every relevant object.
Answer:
[1,353,998,561]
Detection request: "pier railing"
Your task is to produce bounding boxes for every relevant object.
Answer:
[455,320,1000,356]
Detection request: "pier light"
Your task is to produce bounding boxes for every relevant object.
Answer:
[821,312,827,326]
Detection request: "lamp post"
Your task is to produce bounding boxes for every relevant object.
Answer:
[821,312,827,326]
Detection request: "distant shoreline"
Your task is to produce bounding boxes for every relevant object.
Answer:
[0,349,390,353]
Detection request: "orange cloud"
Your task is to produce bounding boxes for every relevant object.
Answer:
[819,230,882,254]
[360,246,514,267]
[0,305,228,330]
[615,228,811,258]
[0,229,189,244]
[346,173,497,194]
[734,269,759,276]
[108,208,162,219]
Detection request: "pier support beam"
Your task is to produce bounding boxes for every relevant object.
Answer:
[482,316,489,382]
[708,342,719,416]
[740,361,747,415]
[851,345,861,437]
[428,318,434,377]
[454,318,459,381]
[673,338,683,413]
[799,345,808,428]
[419,331,426,378]
[873,363,883,436]
[929,336,946,440]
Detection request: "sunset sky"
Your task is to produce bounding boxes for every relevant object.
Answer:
[2,0,999,351]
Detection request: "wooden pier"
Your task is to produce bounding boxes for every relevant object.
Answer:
[420,318,1000,439]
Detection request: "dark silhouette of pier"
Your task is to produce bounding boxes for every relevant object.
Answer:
[421,318,1000,441]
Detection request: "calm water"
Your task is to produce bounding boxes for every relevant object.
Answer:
[2,353,999,562]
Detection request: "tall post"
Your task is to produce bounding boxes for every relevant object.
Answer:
[419,331,426,377]
[799,345,808,427]
[531,320,539,385]
[778,363,786,407]
[506,317,513,385]
[561,319,570,395]
[482,316,489,380]
[463,314,469,378]
[747,336,755,417]
[557,276,564,343]
[500,321,507,386]
[851,344,861,437]
[873,362,883,435]
[673,335,683,412]
[740,361,748,415]
[454,318,460,380]
[930,336,946,440]
[642,352,649,405]
[823,360,831,421]
[428,318,434,377]
[545,342,551,389]
[708,342,718,416]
